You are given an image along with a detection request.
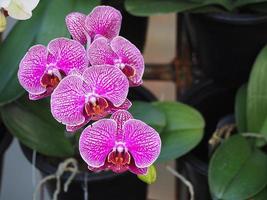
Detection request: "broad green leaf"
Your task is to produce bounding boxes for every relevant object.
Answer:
[257,117,267,147]
[247,45,267,132]
[0,1,48,105]
[209,135,267,200]
[154,101,204,162]
[36,0,71,44]
[138,165,157,184]
[251,187,267,200]
[1,95,74,157]
[74,0,100,13]
[36,0,100,44]
[125,0,267,16]
[129,101,166,133]
[234,0,267,9]
[235,84,247,133]
[125,0,204,16]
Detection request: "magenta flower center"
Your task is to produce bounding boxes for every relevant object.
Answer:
[84,95,109,117]
[114,59,135,78]
[40,68,65,89]
[107,143,131,167]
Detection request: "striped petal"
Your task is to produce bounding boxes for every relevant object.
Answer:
[18,44,47,95]
[88,37,117,65]
[51,75,86,127]
[79,119,117,168]
[85,6,122,40]
[111,36,144,86]
[123,119,161,168]
[47,37,88,74]
[65,12,87,45]
[82,65,129,107]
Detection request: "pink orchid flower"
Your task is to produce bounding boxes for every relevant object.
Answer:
[18,37,88,100]
[88,36,144,86]
[65,6,122,45]
[79,110,161,175]
[51,65,130,132]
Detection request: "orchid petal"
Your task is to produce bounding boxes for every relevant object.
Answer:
[51,75,86,127]
[29,92,49,100]
[85,6,122,40]
[66,118,90,133]
[18,44,47,95]
[111,36,144,85]
[88,37,117,65]
[110,99,132,112]
[3,0,39,20]
[111,110,133,138]
[82,65,129,107]
[47,37,88,74]
[65,12,87,45]
[123,119,161,168]
[129,165,148,175]
[79,119,117,168]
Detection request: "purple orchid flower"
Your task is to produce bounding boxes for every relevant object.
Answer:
[18,37,88,100]
[88,36,145,86]
[50,65,130,132]
[65,6,122,45]
[79,110,161,175]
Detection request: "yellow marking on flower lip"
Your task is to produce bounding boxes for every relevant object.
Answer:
[40,74,61,89]
[84,97,109,117]
[107,150,131,166]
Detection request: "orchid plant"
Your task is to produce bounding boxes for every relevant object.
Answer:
[0,1,204,187]
[17,5,160,177]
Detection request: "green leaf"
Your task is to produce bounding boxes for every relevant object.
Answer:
[0,1,48,105]
[125,0,267,16]
[247,45,267,132]
[137,165,157,184]
[1,95,74,157]
[35,0,72,44]
[235,84,247,133]
[154,101,204,162]
[251,187,267,200]
[125,0,204,16]
[74,0,100,13]
[209,135,267,200]
[257,117,267,147]
[129,101,166,133]
[36,0,100,44]
[234,0,267,9]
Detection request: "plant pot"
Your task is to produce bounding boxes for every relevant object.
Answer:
[0,125,12,191]
[176,80,236,200]
[20,86,156,200]
[184,13,267,88]
[102,0,148,51]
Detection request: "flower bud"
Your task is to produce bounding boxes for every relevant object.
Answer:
[0,11,6,32]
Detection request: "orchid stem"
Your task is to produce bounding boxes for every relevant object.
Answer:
[166,165,194,200]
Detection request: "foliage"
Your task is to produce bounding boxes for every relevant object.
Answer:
[125,0,267,16]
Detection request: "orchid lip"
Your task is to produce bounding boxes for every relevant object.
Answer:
[114,59,136,78]
[40,69,65,89]
[84,94,109,117]
[107,143,131,166]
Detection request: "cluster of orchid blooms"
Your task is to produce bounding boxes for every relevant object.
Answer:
[17,6,161,175]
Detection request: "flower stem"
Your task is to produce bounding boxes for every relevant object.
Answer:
[166,165,194,200]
